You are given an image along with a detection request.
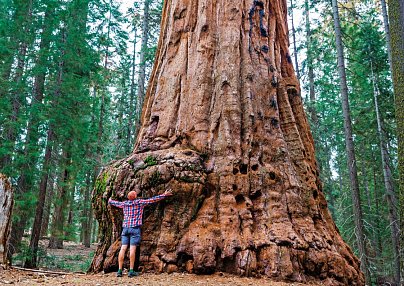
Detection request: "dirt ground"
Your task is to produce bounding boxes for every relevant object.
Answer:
[2,240,322,286]
[0,269,322,286]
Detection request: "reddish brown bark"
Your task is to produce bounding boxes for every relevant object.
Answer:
[89,1,364,285]
[0,174,13,266]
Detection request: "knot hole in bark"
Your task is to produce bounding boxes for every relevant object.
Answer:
[270,96,278,109]
[249,189,262,200]
[239,164,248,174]
[235,194,245,204]
[146,115,159,139]
[174,7,187,20]
[287,86,299,98]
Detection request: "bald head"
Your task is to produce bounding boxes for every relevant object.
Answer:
[127,191,137,200]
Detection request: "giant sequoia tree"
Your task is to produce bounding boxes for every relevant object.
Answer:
[89,0,364,284]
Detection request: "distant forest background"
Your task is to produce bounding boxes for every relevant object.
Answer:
[0,0,399,284]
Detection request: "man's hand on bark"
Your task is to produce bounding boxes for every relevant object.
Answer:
[163,189,173,196]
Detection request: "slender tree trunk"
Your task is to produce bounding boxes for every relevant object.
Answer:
[82,84,99,248]
[372,165,383,282]
[40,174,55,238]
[0,174,13,265]
[380,0,393,77]
[128,29,138,153]
[371,62,400,285]
[305,0,317,125]
[361,161,371,210]
[135,0,151,135]
[65,197,74,238]
[322,140,336,216]
[91,218,97,243]
[387,0,404,283]
[87,211,94,244]
[24,128,55,268]
[360,142,371,210]
[64,185,76,240]
[82,173,92,248]
[331,0,370,283]
[48,150,71,249]
[289,0,299,80]
[90,1,364,285]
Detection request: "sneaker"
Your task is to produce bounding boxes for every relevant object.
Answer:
[116,270,123,277]
[128,271,139,278]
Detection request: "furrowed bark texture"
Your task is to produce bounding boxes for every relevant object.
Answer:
[0,174,13,266]
[90,0,364,284]
[388,0,404,283]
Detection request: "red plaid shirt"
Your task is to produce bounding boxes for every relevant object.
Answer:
[108,194,168,228]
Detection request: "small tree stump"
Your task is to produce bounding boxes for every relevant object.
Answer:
[0,173,13,266]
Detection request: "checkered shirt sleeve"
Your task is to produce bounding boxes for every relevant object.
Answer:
[109,194,169,228]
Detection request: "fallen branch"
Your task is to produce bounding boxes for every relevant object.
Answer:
[11,266,85,276]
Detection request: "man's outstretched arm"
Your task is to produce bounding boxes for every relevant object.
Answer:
[138,189,173,205]
[108,198,125,208]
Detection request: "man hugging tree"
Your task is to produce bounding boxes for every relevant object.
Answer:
[108,189,173,277]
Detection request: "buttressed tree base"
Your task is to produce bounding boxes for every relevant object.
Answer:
[89,0,364,285]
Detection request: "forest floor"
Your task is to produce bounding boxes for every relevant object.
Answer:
[0,270,322,286]
[1,240,321,286]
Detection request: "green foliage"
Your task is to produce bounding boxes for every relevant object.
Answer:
[0,0,163,263]
[144,155,157,166]
[3,0,398,282]
[95,172,109,196]
[298,0,398,282]
[13,240,95,272]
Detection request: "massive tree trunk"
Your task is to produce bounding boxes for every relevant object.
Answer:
[0,174,13,266]
[89,0,364,284]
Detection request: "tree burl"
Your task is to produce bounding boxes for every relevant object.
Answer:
[89,0,364,285]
